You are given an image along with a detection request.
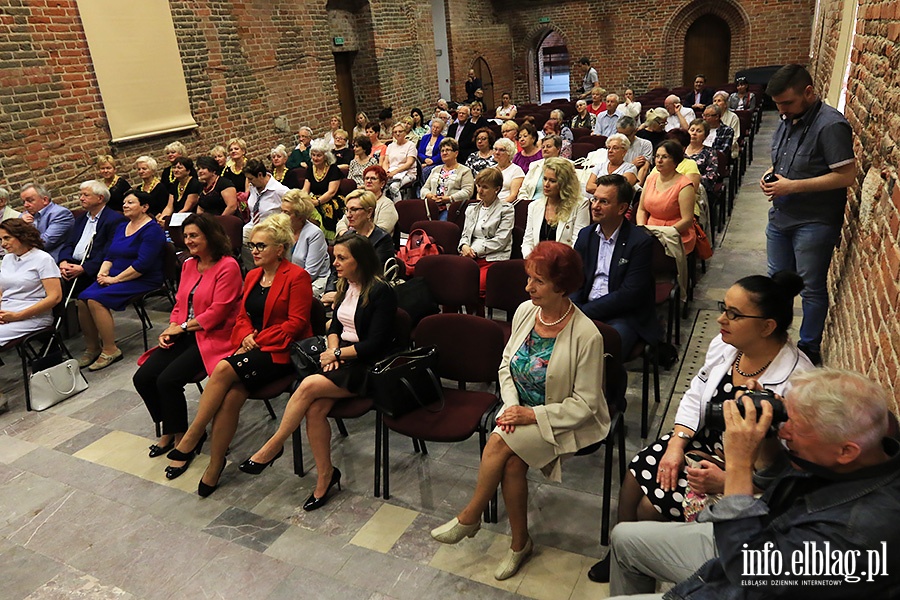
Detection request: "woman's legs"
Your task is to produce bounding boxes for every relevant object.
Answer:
[86,300,118,354]
[617,471,664,523]
[77,300,100,353]
[250,374,354,464]
[201,385,249,487]
[133,336,204,438]
[501,453,530,551]
[305,396,339,497]
[457,433,517,526]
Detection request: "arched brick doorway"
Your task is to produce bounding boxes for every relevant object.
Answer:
[538,31,569,103]
[471,57,494,112]
[523,25,570,104]
[683,14,731,87]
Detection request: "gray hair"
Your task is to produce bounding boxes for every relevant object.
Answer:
[713,90,729,102]
[0,187,8,202]
[164,141,187,155]
[704,104,722,117]
[606,133,631,152]
[616,115,637,131]
[606,93,620,103]
[79,180,110,202]
[271,144,288,159]
[665,94,681,104]
[309,139,336,165]
[787,369,890,451]
[20,183,50,200]
[550,108,566,121]
[542,134,563,150]
[493,137,517,155]
[135,155,158,172]
[298,126,313,137]
[431,117,445,128]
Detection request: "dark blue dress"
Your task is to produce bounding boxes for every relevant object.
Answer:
[79,220,167,310]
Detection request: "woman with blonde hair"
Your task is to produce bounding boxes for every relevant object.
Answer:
[209,145,228,172]
[352,111,368,139]
[165,213,313,496]
[133,155,168,216]
[280,190,329,297]
[323,114,342,149]
[223,137,250,196]
[521,157,590,258]
[161,141,189,193]
[96,155,130,212]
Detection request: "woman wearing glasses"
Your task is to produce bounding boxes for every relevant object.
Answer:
[165,215,313,497]
[588,271,813,582]
[492,137,525,203]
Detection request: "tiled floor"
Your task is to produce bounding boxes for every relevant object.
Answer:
[0,121,783,599]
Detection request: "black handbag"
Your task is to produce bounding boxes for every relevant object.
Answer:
[392,277,439,327]
[289,335,328,380]
[369,345,444,418]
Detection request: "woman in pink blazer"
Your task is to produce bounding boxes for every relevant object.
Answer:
[134,214,242,458]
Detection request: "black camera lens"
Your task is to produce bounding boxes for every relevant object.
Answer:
[704,389,787,433]
[763,172,778,184]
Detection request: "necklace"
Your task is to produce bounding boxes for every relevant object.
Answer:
[313,165,327,181]
[177,176,191,199]
[106,175,119,189]
[734,351,773,378]
[261,271,276,286]
[538,300,573,327]
[272,167,286,182]
[141,177,160,192]
[168,168,177,183]
[203,174,219,194]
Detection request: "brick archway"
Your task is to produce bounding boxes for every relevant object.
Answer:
[662,0,750,88]
[519,24,571,104]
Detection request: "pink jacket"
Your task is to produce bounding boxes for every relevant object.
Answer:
[170,256,243,373]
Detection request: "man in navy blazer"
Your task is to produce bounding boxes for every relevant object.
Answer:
[20,182,75,262]
[572,174,659,353]
[58,180,126,295]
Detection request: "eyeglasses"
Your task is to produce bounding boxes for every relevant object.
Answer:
[492,147,508,152]
[363,176,381,182]
[717,301,768,321]
[245,242,270,253]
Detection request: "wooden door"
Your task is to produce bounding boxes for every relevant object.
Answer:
[682,14,731,87]
[333,52,357,133]
[472,57,494,112]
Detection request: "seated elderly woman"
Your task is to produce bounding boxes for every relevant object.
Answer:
[637,140,697,254]
[0,219,62,349]
[458,167,515,297]
[541,119,572,158]
[521,158,590,259]
[570,99,596,130]
[422,138,475,220]
[432,241,610,581]
[492,137,525,203]
[196,156,238,217]
[337,190,394,266]
[133,214,242,458]
[636,107,668,148]
[209,146,228,173]
[96,155,130,212]
[347,135,377,188]
[381,122,418,201]
[77,191,167,371]
[0,188,20,225]
[336,165,398,236]
[331,129,352,173]
[165,215,313,495]
[417,118,445,181]
[133,156,169,217]
[549,109,574,143]
[240,232,398,511]
[280,191,330,298]
[513,122,543,173]
[302,140,344,242]
[588,272,813,582]
[222,137,250,197]
[500,120,520,148]
[585,133,639,194]
[464,127,498,176]
[685,119,720,196]
[269,144,292,188]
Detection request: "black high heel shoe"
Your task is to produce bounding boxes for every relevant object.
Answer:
[303,467,342,511]
[238,447,283,475]
[198,458,226,498]
[148,438,175,458]
[165,431,207,480]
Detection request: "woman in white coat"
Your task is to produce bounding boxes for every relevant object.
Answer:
[431,241,610,581]
[521,157,590,259]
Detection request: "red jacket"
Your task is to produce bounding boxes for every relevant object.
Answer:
[170,256,243,374]
[231,260,313,363]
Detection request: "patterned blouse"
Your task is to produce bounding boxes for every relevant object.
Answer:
[686,147,719,194]
[348,157,378,187]
[464,152,497,175]
[510,329,556,407]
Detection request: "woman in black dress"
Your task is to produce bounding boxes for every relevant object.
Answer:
[132,156,169,216]
[159,156,202,224]
[302,139,344,242]
[240,232,398,511]
[96,155,130,212]
[196,156,238,217]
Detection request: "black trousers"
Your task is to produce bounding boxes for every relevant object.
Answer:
[132,334,205,436]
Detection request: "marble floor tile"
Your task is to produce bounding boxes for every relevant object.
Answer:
[527,483,606,559]
[0,471,74,532]
[263,526,355,577]
[0,433,38,464]
[334,545,440,600]
[429,529,526,593]
[386,511,446,565]
[292,490,383,543]
[52,423,112,456]
[265,564,375,600]
[419,569,524,599]
[350,503,419,553]
[15,413,93,449]
[23,567,137,600]
[202,506,290,553]
[169,540,293,600]
[12,446,122,493]
[569,559,610,600]
[516,545,595,600]
[68,390,146,427]
[0,543,65,600]
[249,476,311,522]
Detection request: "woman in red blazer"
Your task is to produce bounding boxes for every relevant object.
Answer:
[134,215,242,457]
[166,214,313,496]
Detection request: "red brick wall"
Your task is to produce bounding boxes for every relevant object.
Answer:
[0,0,438,207]
[814,0,900,411]
[445,0,515,106]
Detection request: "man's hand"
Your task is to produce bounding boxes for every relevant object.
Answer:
[59,262,85,280]
[761,174,795,198]
[633,155,647,168]
[21,212,34,224]
[722,396,772,496]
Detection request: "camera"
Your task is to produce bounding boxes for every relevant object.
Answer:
[763,172,778,184]
[705,389,787,433]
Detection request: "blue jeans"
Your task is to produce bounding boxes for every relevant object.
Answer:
[766,218,841,352]
[607,317,640,357]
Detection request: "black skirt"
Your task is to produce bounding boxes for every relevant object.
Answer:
[224,348,294,392]
[321,360,370,396]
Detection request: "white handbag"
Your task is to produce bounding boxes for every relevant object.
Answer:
[30,358,88,411]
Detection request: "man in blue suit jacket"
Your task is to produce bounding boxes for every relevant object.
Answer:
[58,180,126,295]
[20,183,75,262]
[572,174,659,354]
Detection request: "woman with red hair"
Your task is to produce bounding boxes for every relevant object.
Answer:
[430,241,610,581]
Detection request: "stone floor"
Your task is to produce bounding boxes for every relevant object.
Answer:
[0,119,784,599]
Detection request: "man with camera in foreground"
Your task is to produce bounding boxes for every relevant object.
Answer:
[608,369,900,599]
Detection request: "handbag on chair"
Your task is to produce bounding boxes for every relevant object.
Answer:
[369,345,444,418]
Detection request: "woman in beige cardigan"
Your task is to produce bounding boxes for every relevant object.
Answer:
[421,138,475,220]
[431,241,610,580]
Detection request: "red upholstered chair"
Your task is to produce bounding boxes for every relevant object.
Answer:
[571,143,597,161]
[570,127,592,140]
[410,220,461,255]
[377,314,505,521]
[394,199,441,233]
[484,259,529,341]
[337,178,357,198]
[214,214,245,258]
[513,199,530,231]
[414,255,480,313]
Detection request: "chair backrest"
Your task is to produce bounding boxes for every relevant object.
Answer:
[414,313,504,384]
[484,259,528,319]
[570,127,591,139]
[338,178,357,198]
[450,199,476,230]
[571,143,596,160]
[733,109,753,138]
[512,199,531,231]
[649,234,678,284]
[409,220,461,255]
[414,254,480,310]
[592,320,626,412]
[168,225,185,249]
[214,214,245,256]
[310,297,327,335]
[395,199,441,233]
[716,150,730,177]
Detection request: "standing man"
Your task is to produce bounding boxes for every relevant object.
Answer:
[20,183,75,262]
[465,69,482,103]
[761,64,855,365]
[577,57,599,100]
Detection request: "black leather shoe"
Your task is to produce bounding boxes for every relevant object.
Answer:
[167,431,207,462]
[238,447,283,475]
[303,467,342,511]
[587,555,611,583]
[148,439,175,458]
[198,458,226,498]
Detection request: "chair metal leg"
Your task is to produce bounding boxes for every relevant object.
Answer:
[155,422,162,438]
[641,348,650,439]
[18,346,32,412]
[601,427,614,546]
[412,438,421,453]
[335,418,349,437]
[653,347,661,405]
[292,427,306,477]
[263,399,276,420]
[618,417,627,483]
[374,412,382,498]
[419,440,428,455]
[383,416,391,499]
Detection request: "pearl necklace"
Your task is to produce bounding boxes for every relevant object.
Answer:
[734,351,773,378]
[538,300,573,327]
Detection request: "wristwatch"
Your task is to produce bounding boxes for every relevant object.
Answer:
[675,431,693,441]
[333,347,342,359]
[180,321,188,332]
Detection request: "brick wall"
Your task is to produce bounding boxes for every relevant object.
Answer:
[814,0,900,411]
[0,0,438,207]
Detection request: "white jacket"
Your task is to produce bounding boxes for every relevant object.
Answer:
[521,197,590,259]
